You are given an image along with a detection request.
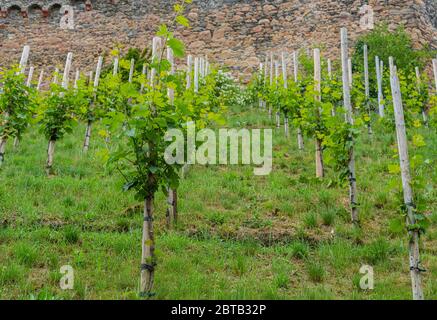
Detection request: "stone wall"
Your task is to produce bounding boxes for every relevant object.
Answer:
[0,0,435,80]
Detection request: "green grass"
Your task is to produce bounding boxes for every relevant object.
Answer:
[0,109,436,300]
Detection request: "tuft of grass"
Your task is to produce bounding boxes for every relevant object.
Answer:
[13,243,39,267]
[306,262,325,283]
[289,241,309,259]
[274,273,289,289]
[63,226,80,244]
[303,212,318,229]
[320,210,336,226]
[362,238,392,265]
[0,264,25,285]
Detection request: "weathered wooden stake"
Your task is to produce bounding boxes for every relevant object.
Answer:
[314,48,324,178]
[194,57,199,93]
[341,28,359,224]
[258,62,264,109]
[328,58,336,116]
[389,56,424,301]
[73,69,80,89]
[186,55,193,89]
[364,45,372,134]
[26,66,34,87]
[47,53,72,173]
[375,56,384,117]
[113,57,119,76]
[140,64,147,93]
[53,68,59,85]
[150,37,161,87]
[275,60,280,128]
[87,71,92,86]
[166,47,178,226]
[128,58,135,84]
[140,194,155,297]
[83,56,103,152]
[415,67,428,126]
[282,52,289,136]
[19,45,30,74]
[37,69,44,92]
[432,59,437,93]
[293,50,304,150]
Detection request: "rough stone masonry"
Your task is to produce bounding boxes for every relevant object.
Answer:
[0,0,436,80]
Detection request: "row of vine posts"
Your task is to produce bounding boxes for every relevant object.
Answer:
[256,27,437,300]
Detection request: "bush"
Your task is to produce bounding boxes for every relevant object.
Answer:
[353,24,434,74]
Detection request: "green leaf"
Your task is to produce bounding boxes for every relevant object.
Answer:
[176,15,190,28]
[388,218,404,234]
[168,38,185,57]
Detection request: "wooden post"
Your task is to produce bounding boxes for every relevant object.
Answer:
[282,52,289,137]
[140,194,156,297]
[87,71,93,87]
[275,60,280,128]
[281,52,288,88]
[258,63,264,109]
[150,37,161,87]
[166,47,178,226]
[314,48,324,178]
[328,58,336,116]
[140,64,147,93]
[198,57,203,79]
[364,45,372,134]
[73,69,80,89]
[47,54,72,172]
[341,28,359,224]
[37,69,44,92]
[294,50,304,150]
[348,57,353,88]
[61,53,73,89]
[186,55,193,89]
[375,56,384,117]
[205,56,210,76]
[389,57,424,301]
[293,51,298,82]
[113,57,119,76]
[415,67,428,126]
[53,68,60,85]
[268,53,274,120]
[194,57,199,93]
[128,58,135,84]
[19,45,30,74]
[83,56,103,152]
[264,54,269,87]
[364,45,370,98]
[433,59,437,93]
[167,47,175,103]
[26,66,34,87]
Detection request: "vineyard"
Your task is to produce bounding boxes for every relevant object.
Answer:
[1,1,437,301]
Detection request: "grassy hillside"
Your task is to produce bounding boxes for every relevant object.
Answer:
[0,108,436,300]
